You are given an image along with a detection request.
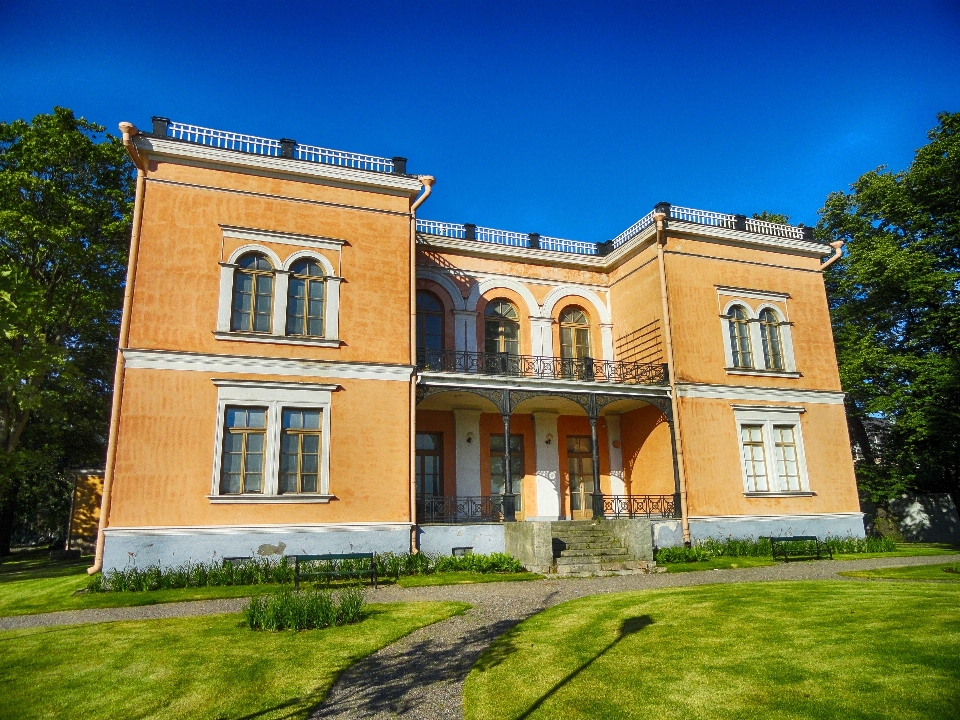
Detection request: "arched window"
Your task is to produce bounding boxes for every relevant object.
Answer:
[727,306,753,368]
[286,259,325,337]
[485,299,520,355]
[559,306,591,361]
[759,308,784,370]
[231,253,274,333]
[416,291,444,352]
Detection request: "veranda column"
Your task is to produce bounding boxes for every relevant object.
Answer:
[501,412,517,521]
[453,408,482,496]
[532,411,561,520]
[606,414,625,495]
[589,415,603,519]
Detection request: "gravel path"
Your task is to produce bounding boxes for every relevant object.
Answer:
[1,553,955,718]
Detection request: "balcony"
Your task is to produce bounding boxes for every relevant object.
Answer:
[417,202,818,257]
[415,494,681,523]
[416,349,668,386]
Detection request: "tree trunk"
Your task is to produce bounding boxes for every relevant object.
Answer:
[0,475,21,556]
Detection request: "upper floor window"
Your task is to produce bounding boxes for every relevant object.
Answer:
[485,299,520,355]
[759,308,784,370]
[231,253,274,333]
[727,305,753,368]
[560,306,591,361]
[286,260,325,337]
[416,291,444,351]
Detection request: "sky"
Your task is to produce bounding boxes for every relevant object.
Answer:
[2,0,958,242]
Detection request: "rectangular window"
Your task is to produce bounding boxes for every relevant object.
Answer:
[415,432,443,498]
[740,425,768,492]
[774,425,801,491]
[220,407,267,494]
[279,409,322,493]
[490,434,523,510]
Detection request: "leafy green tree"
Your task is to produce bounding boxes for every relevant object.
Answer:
[752,211,791,225]
[820,112,959,506]
[0,107,134,554]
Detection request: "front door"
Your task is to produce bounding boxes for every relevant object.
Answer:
[567,436,594,519]
[415,432,443,502]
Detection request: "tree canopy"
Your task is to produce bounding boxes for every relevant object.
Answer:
[0,107,134,553]
[821,111,960,505]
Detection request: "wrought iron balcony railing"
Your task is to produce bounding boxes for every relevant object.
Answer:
[417,495,510,524]
[592,493,681,519]
[416,349,668,385]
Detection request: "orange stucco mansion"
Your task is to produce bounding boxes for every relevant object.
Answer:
[90,117,863,572]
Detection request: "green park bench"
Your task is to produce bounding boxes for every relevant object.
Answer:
[765,535,833,562]
[293,553,378,590]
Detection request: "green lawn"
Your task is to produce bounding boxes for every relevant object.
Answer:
[661,555,776,573]
[839,561,960,582]
[464,582,960,720]
[834,542,960,561]
[0,601,467,719]
[0,549,539,616]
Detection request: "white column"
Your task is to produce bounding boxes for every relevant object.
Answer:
[606,414,625,495]
[600,323,615,361]
[272,270,289,336]
[452,310,478,353]
[530,317,554,357]
[532,412,561,520]
[324,277,342,340]
[217,263,235,332]
[453,408,482,496]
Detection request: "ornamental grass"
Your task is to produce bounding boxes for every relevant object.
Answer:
[243,586,365,631]
[655,534,897,564]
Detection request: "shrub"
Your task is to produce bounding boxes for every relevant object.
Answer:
[87,551,525,593]
[655,534,898,564]
[244,586,365,631]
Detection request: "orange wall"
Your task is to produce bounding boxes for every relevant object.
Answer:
[109,368,412,528]
[678,397,859,517]
[129,160,414,365]
[619,405,675,496]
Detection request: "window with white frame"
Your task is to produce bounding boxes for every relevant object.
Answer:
[210,380,336,503]
[215,243,341,347]
[733,406,811,495]
[719,293,798,375]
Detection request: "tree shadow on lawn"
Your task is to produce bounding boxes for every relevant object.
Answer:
[312,591,563,718]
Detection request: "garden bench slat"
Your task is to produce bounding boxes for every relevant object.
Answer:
[294,552,378,590]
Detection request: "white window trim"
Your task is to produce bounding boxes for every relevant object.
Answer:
[216,244,342,345]
[720,299,797,374]
[732,405,813,496]
[209,380,337,503]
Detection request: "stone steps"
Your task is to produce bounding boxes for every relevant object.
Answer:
[549,521,649,577]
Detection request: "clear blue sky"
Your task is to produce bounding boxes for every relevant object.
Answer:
[2,0,958,241]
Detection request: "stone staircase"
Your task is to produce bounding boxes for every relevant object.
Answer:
[551,520,651,576]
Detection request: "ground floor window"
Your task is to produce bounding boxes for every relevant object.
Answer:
[416,432,443,499]
[211,380,335,499]
[733,407,809,494]
[490,434,523,510]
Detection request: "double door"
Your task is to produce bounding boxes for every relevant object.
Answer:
[567,436,595,520]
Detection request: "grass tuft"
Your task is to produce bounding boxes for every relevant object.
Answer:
[656,535,897,564]
[243,585,365,631]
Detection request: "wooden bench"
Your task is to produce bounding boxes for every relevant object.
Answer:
[766,536,833,562]
[294,553,378,590]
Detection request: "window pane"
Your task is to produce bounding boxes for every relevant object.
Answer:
[740,425,767,491]
[279,473,297,494]
[220,473,241,494]
[300,474,318,493]
[247,410,266,428]
[416,433,440,450]
[302,410,321,429]
[282,410,302,429]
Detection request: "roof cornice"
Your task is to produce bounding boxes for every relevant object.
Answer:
[134,136,424,197]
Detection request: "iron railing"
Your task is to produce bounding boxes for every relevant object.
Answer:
[592,494,681,519]
[159,119,397,174]
[417,495,512,523]
[416,349,668,385]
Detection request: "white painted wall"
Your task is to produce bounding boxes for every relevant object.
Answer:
[532,412,562,520]
[454,408,482,495]
[606,415,625,495]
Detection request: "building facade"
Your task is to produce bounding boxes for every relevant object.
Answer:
[90,118,863,572]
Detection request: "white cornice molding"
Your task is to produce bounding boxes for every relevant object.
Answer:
[715,285,791,301]
[676,382,844,404]
[220,225,346,250]
[104,521,414,536]
[211,379,341,392]
[418,234,610,269]
[135,136,423,196]
[667,220,829,257]
[123,348,414,381]
[417,265,611,293]
[688,512,864,521]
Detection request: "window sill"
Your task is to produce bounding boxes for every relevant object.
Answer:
[207,494,334,504]
[743,491,816,498]
[213,331,342,348]
[725,368,801,379]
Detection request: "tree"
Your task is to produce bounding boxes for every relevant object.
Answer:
[820,112,960,506]
[0,107,134,554]
[752,211,791,225]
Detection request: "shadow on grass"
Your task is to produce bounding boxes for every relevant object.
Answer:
[515,615,653,719]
